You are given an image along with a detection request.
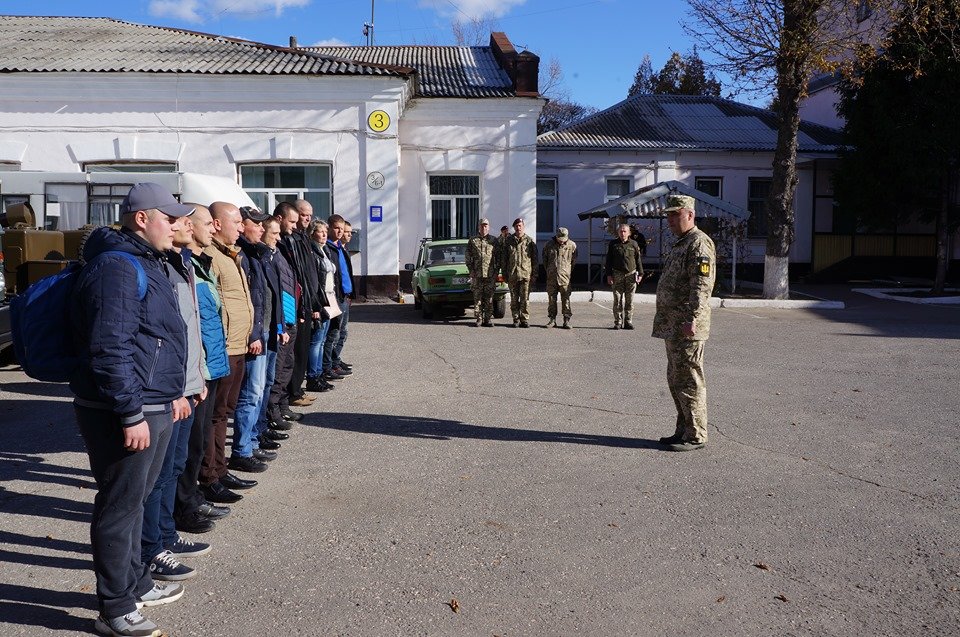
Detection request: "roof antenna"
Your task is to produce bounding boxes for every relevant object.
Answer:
[363,0,375,46]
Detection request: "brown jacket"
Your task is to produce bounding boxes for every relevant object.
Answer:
[205,239,254,356]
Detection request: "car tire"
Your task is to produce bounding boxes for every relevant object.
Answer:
[414,290,422,310]
[493,296,506,319]
[422,299,434,319]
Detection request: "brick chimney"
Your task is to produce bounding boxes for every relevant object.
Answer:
[489,32,540,97]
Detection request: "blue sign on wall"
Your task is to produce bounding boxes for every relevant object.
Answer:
[370,205,383,223]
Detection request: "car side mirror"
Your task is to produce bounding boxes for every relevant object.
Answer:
[404,263,415,271]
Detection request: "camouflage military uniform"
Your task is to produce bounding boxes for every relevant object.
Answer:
[542,237,577,323]
[652,226,716,445]
[605,238,643,327]
[465,234,500,323]
[501,233,538,324]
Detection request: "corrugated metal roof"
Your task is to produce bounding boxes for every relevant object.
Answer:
[307,45,515,98]
[538,94,843,153]
[0,16,410,77]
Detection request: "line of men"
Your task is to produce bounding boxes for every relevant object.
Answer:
[69,182,356,637]
[466,216,649,330]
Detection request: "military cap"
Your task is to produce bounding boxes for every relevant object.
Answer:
[555,227,569,239]
[663,194,696,212]
[479,218,490,226]
[512,217,524,227]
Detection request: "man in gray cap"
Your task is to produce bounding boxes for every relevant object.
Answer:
[542,226,577,328]
[465,218,500,326]
[70,182,194,636]
[652,194,716,452]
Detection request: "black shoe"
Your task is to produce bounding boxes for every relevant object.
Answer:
[228,455,268,473]
[519,321,529,328]
[257,436,281,450]
[269,419,293,431]
[613,324,621,330]
[658,433,683,444]
[175,513,215,534]
[281,410,303,422]
[481,320,493,327]
[253,448,277,462]
[332,366,352,376]
[221,471,258,490]
[197,502,231,519]
[666,440,706,452]
[305,379,324,392]
[263,428,289,441]
[201,481,242,504]
[338,361,353,370]
[323,370,344,381]
[623,322,634,330]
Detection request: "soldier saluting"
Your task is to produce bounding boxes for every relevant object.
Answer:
[652,194,716,452]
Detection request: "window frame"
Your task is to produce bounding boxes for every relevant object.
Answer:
[536,176,558,237]
[605,177,632,203]
[695,177,723,199]
[427,174,481,240]
[239,162,333,219]
[747,177,772,238]
[83,162,178,173]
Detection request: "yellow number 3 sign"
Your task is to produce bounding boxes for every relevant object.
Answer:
[367,110,390,132]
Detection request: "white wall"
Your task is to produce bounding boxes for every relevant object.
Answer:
[397,97,543,268]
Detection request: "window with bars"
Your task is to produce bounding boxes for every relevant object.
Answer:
[536,177,557,235]
[429,175,479,239]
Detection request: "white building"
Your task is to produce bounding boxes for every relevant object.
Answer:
[0,17,543,297]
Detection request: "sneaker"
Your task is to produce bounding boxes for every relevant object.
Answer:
[167,535,211,558]
[197,502,231,519]
[305,379,324,392]
[175,512,215,535]
[338,361,353,370]
[281,409,303,422]
[136,581,185,608]
[94,610,161,636]
[323,370,344,381]
[149,550,196,582]
[332,366,353,376]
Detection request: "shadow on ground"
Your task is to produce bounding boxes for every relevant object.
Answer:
[308,412,662,450]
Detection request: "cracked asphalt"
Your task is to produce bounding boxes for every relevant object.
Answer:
[1,286,959,636]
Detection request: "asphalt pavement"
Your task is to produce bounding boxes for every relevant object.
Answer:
[1,286,958,636]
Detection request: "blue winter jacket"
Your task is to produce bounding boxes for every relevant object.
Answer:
[191,251,230,381]
[70,226,187,425]
[237,236,268,347]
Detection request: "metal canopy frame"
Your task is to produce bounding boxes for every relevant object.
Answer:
[578,180,752,292]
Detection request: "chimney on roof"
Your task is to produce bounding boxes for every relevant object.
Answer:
[289,35,298,49]
[489,32,540,97]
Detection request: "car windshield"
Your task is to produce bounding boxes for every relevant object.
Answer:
[426,244,466,266]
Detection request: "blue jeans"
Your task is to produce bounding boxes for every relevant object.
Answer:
[142,408,194,562]
[76,404,172,619]
[308,318,331,379]
[233,337,269,458]
[332,298,350,366]
[257,346,279,440]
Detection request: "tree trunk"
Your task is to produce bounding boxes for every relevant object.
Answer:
[762,1,819,300]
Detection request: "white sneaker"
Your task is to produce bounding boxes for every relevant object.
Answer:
[94,610,161,636]
[136,581,184,608]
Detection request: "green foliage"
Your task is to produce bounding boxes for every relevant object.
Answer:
[834,0,960,232]
[628,47,721,97]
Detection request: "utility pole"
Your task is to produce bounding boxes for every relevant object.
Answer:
[363,0,375,46]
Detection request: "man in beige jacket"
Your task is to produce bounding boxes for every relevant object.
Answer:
[200,201,254,503]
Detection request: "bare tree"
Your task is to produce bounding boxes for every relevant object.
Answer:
[452,16,500,46]
[685,0,889,298]
[537,56,597,134]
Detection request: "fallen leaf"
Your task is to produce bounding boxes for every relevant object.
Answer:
[716,596,726,603]
[608,523,619,528]
[448,598,460,613]
[46,535,54,540]
[79,585,92,593]
[754,562,771,571]
[774,594,789,602]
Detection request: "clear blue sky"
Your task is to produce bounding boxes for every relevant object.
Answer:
[2,0,756,110]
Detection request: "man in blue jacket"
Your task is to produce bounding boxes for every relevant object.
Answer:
[70,183,194,637]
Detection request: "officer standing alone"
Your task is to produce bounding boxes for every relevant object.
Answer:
[652,195,716,452]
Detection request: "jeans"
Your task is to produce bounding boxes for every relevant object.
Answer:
[308,318,331,379]
[76,404,172,619]
[233,336,269,458]
[142,409,195,562]
[257,346,279,439]
[332,298,350,366]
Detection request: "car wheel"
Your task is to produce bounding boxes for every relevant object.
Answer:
[422,299,434,319]
[493,296,506,319]
[414,289,422,310]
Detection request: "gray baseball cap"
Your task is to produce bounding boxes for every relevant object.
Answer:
[120,182,195,217]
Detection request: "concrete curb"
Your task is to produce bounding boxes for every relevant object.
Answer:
[853,287,960,305]
[399,292,844,309]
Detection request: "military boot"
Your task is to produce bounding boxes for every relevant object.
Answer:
[561,318,570,329]
[546,318,556,328]
[475,317,482,327]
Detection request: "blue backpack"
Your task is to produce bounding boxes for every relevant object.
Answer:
[11,251,147,382]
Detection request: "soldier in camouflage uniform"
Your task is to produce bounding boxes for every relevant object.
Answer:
[604,223,644,329]
[542,227,577,329]
[501,217,538,327]
[652,195,716,452]
[465,218,500,327]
